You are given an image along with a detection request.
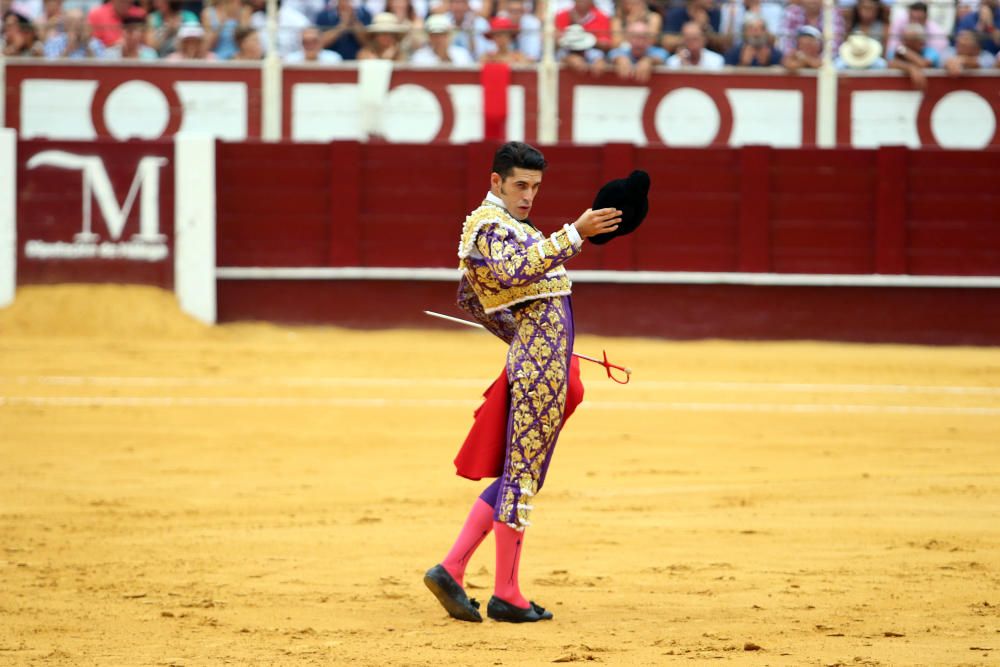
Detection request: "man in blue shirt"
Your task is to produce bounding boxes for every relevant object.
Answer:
[316,0,372,60]
[890,22,940,89]
[607,20,668,81]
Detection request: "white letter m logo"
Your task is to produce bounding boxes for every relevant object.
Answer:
[27,150,168,243]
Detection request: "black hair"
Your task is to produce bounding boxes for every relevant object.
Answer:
[491,141,546,179]
[909,1,927,12]
[848,0,883,31]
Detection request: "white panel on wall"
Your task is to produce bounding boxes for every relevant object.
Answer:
[174,135,216,324]
[726,89,803,147]
[851,90,922,148]
[446,84,482,143]
[654,87,720,146]
[381,84,442,143]
[175,81,249,140]
[572,85,649,145]
[20,79,98,140]
[930,91,996,149]
[445,84,527,143]
[506,85,525,141]
[291,83,363,142]
[103,80,170,140]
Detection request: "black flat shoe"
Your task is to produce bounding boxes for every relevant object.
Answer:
[487,595,553,623]
[530,601,553,620]
[423,564,482,623]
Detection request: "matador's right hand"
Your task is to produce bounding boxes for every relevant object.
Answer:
[573,208,622,239]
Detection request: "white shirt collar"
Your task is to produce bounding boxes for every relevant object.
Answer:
[485,191,507,211]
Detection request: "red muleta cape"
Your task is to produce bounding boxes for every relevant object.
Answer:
[453,356,584,480]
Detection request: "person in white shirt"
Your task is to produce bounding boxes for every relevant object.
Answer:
[250,0,311,57]
[410,12,474,64]
[285,25,345,61]
[666,21,725,69]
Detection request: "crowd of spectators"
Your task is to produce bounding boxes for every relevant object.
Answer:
[3,0,1000,82]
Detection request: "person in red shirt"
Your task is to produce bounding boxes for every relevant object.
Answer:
[87,0,142,47]
[555,0,611,51]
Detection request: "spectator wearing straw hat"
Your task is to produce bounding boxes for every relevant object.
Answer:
[666,20,724,69]
[943,28,995,72]
[316,0,372,60]
[608,20,667,81]
[556,22,604,73]
[358,10,409,59]
[845,0,886,49]
[410,11,473,63]
[835,32,887,68]
[555,0,611,51]
[480,14,529,63]
[384,0,425,53]
[723,13,781,66]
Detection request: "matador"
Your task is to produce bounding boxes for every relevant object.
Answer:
[424,141,622,624]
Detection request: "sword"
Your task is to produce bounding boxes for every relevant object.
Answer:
[424,310,632,385]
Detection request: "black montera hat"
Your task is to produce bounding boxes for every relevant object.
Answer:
[588,170,650,246]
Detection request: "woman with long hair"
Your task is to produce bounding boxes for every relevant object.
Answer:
[847,0,886,46]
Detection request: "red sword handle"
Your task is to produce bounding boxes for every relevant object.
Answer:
[572,350,632,385]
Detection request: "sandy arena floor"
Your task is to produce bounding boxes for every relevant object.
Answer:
[1,285,999,666]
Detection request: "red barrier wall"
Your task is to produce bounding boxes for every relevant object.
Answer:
[217,141,1000,276]
[214,141,1000,343]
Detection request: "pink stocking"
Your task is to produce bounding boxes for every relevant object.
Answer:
[441,498,494,588]
[493,521,530,608]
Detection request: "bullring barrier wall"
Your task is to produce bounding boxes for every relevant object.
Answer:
[2,131,999,344]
